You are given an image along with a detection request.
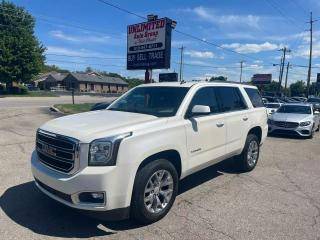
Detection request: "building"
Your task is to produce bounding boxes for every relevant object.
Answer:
[36,72,67,90]
[63,72,129,93]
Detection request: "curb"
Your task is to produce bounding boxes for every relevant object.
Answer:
[49,105,63,114]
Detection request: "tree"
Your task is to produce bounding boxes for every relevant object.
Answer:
[85,66,93,73]
[0,1,45,87]
[124,77,144,88]
[41,64,69,74]
[290,80,306,96]
[209,76,227,81]
[260,81,282,94]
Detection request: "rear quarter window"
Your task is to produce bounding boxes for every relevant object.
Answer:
[244,88,264,108]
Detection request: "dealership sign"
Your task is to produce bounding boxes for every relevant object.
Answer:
[127,18,173,70]
[251,74,272,85]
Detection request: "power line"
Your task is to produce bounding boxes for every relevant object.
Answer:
[288,0,309,15]
[0,6,123,37]
[46,59,126,68]
[95,0,270,63]
[46,53,126,60]
[263,0,304,29]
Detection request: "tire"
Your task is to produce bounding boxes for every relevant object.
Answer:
[131,159,178,224]
[236,134,260,172]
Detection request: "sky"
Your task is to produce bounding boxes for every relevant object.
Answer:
[10,0,320,84]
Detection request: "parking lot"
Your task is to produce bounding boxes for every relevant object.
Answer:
[0,100,319,240]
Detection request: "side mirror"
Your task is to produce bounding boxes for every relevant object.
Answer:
[190,105,211,117]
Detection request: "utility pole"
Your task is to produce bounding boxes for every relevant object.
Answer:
[284,62,291,95]
[306,12,317,97]
[239,60,245,83]
[179,45,185,82]
[278,47,291,94]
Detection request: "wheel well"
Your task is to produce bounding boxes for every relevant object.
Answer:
[248,126,262,143]
[137,150,182,178]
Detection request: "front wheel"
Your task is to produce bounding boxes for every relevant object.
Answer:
[131,159,178,224]
[236,134,260,172]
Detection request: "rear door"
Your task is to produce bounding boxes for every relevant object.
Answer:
[185,87,227,170]
[216,86,250,154]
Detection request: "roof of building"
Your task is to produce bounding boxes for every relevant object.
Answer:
[68,73,128,85]
[47,73,67,82]
[33,72,57,82]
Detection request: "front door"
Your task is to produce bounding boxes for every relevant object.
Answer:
[185,87,226,170]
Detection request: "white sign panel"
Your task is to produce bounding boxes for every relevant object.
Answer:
[127,18,172,70]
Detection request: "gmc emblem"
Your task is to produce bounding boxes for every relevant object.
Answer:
[42,144,56,156]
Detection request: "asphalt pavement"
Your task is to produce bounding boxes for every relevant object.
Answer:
[0,100,319,240]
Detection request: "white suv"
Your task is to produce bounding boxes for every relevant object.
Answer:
[31,82,268,223]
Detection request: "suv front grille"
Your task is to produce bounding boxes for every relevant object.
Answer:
[36,130,79,173]
[274,121,299,128]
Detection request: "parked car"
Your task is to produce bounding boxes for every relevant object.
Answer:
[307,97,320,111]
[268,103,320,138]
[265,102,282,116]
[31,82,268,224]
[291,97,307,102]
[90,101,112,111]
[262,96,285,104]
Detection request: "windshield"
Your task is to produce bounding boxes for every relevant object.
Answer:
[307,98,320,103]
[265,103,280,108]
[108,86,189,117]
[277,105,311,114]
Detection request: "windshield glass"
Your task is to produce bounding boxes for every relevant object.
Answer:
[277,105,311,114]
[108,86,189,117]
[307,98,320,103]
[265,103,280,108]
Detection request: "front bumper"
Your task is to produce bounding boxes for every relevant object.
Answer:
[268,123,313,136]
[31,150,134,215]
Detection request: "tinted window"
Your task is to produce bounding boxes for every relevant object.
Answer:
[245,88,264,107]
[108,87,189,117]
[216,87,247,112]
[188,87,220,115]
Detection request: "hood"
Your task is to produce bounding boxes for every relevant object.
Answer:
[40,110,162,142]
[270,112,311,122]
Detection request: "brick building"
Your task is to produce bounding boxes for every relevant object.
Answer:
[63,72,129,93]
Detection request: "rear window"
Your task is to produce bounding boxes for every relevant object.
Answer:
[216,87,247,112]
[244,88,264,108]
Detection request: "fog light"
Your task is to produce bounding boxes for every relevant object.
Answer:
[78,192,105,204]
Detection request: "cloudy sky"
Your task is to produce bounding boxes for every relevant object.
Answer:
[10,0,320,83]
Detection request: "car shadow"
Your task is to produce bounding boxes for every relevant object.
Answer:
[0,158,238,237]
[267,132,307,140]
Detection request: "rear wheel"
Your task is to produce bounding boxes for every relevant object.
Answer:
[131,159,178,224]
[236,134,260,172]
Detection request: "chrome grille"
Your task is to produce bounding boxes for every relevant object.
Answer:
[36,130,79,173]
[274,121,299,129]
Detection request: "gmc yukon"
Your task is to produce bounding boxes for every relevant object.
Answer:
[31,82,268,223]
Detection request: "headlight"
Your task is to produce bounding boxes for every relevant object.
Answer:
[267,119,274,125]
[89,132,132,166]
[300,121,311,127]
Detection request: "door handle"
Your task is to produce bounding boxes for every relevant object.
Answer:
[243,117,248,121]
[216,122,224,128]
